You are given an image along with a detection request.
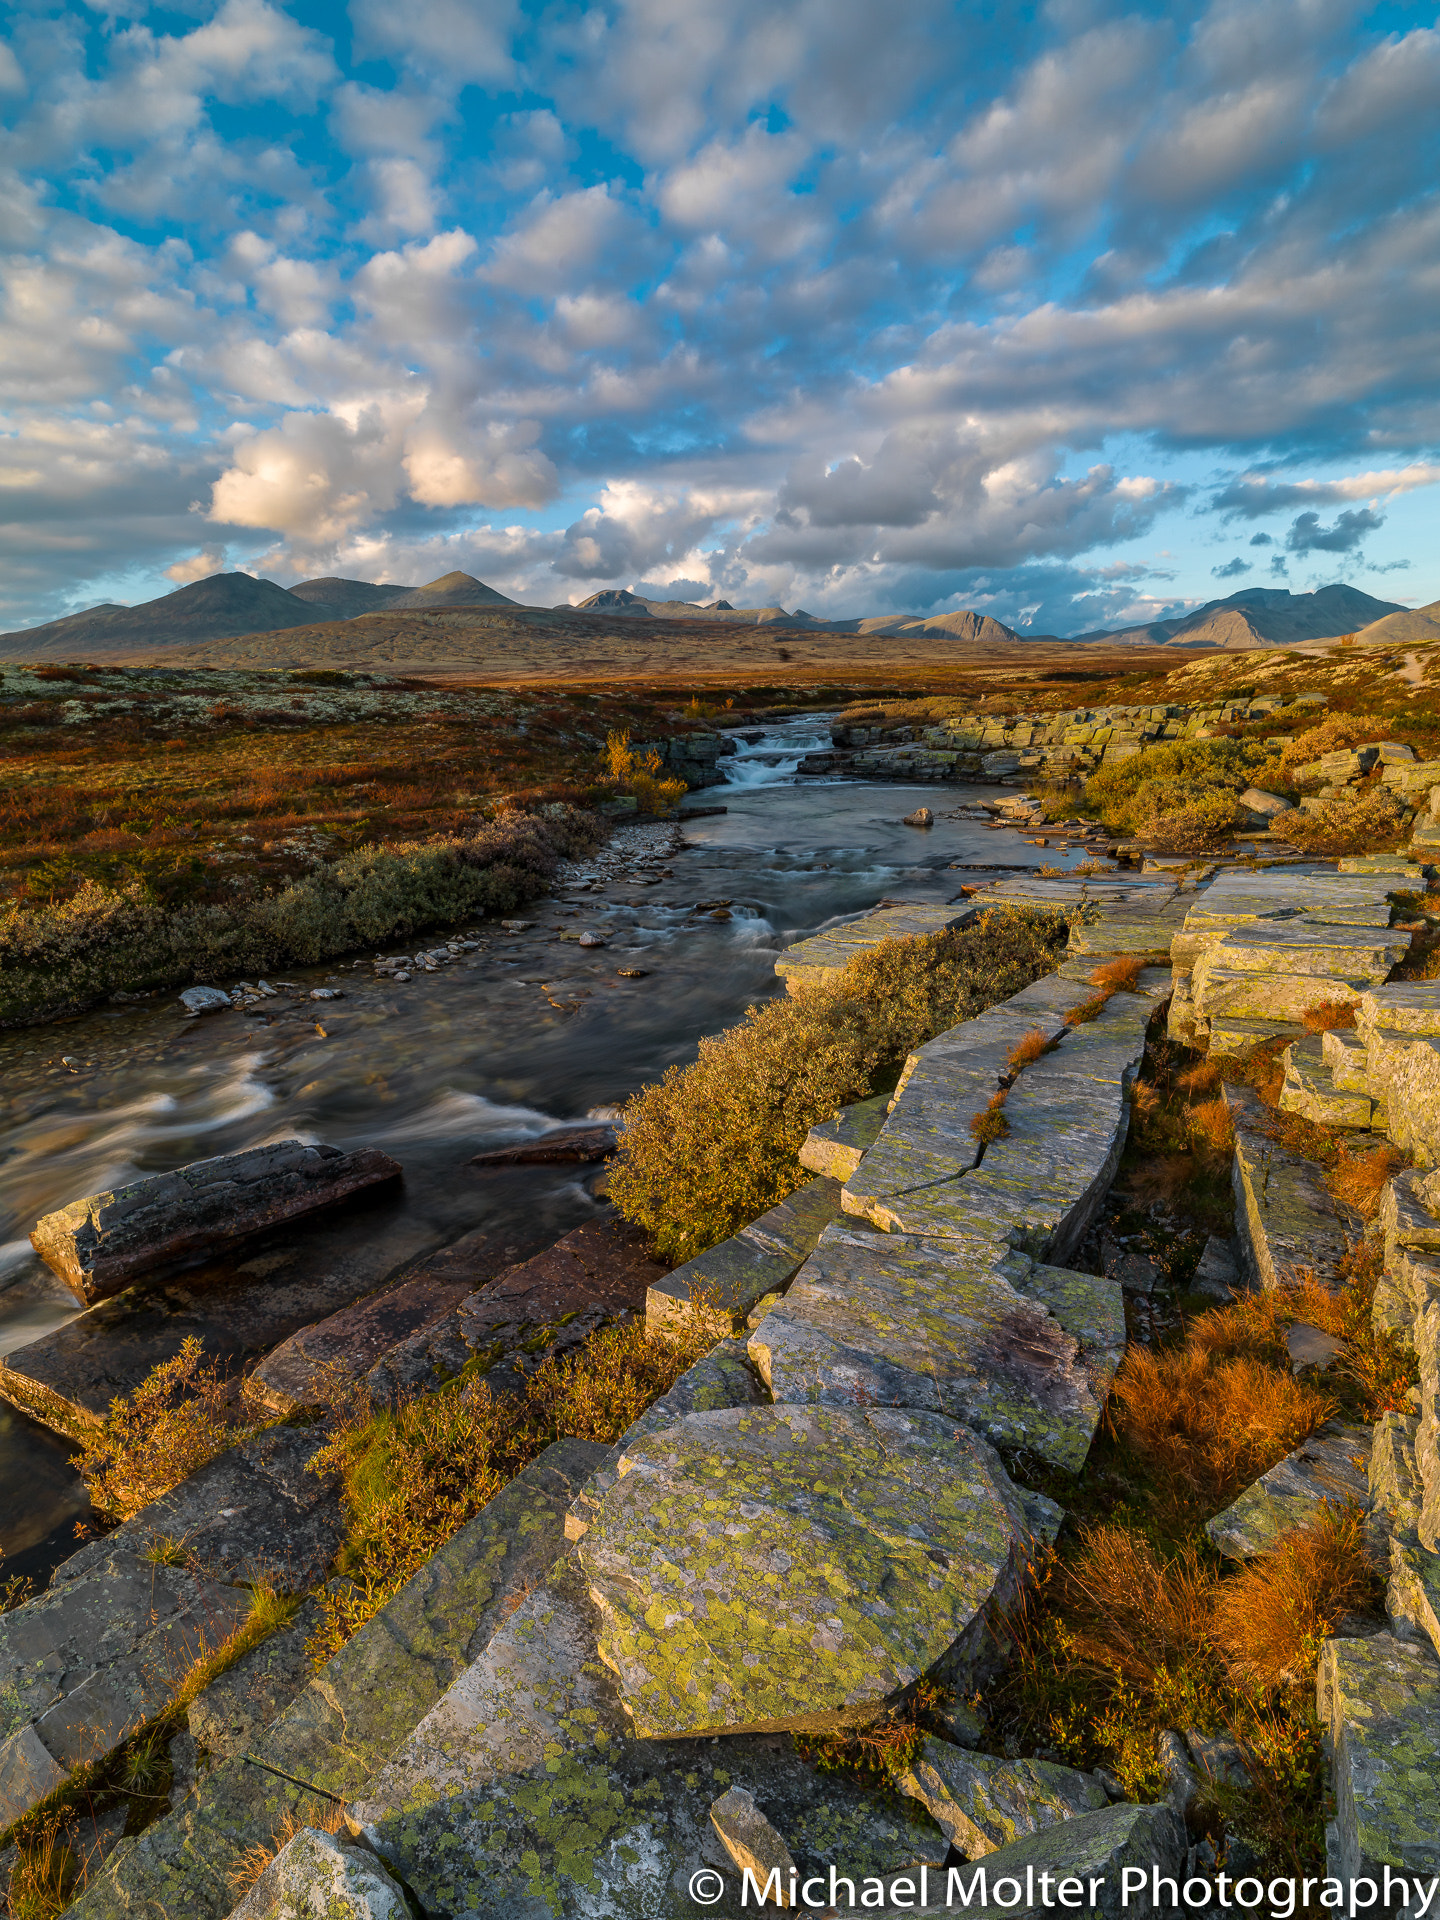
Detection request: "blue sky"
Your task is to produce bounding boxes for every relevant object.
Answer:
[1,0,1437,635]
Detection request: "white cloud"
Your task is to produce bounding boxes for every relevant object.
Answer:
[165,544,228,583]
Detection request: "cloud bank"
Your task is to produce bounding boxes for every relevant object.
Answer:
[0,0,1436,634]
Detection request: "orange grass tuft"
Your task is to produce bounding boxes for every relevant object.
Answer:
[1302,999,1358,1033]
[969,1088,1012,1143]
[1328,1142,1404,1221]
[1212,1504,1381,1688]
[1089,955,1144,994]
[1006,1028,1057,1073]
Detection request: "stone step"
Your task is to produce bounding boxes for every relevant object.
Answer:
[1199,921,1409,980]
[1319,1632,1440,1883]
[69,1438,607,1920]
[1224,1082,1354,1290]
[1359,982,1440,1036]
[1206,1014,1304,1059]
[1196,965,1381,1023]
[351,1546,950,1919]
[798,1093,890,1180]
[1279,1035,1377,1129]
[1064,902,1188,956]
[1321,1025,1370,1089]
[746,1222,1123,1471]
[1339,856,1427,876]
[645,1176,842,1334]
[773,905,974,993]
[1363,1030,1440,1162]
[894,1739,1108,1858]
[248,1271,476,1414]
[0,1553,252,1828]
[1206,1422,1373,1558]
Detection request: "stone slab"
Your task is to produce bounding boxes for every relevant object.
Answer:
[1364,1032,1440,1165]
[1206,1423,1372,1558]
[353,1548,948,1920]
[1360,984,1440,1037]
[1280,1035,1375,1129]
[895,1738,1108,1856]
[645,1177,842,1334]
[53,1424,342,1594]
[578,1403,1033,1737]
[31,1143,403,1306]
[249,1273,474,1414]
[774,906,975,992]
[1206,1014,1305,1059]
[1197,923,1408,978]
[1196,966,1387,1023]
[1322,1025,1371,1090]
[798,1094,891,1181]
[1318,1632,1440,1882]
[0,1723,67,1831]
[1381,1172,1440,1256]
[69,1438,606,1920]
[188,1597,324,1761]
[0,1233,433,1443]
[228,1827,408,1920]
[1225,1082,1352,1291]
[747,1225,1120,1471]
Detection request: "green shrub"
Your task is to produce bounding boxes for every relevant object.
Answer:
[0,806,604,1025]
[1280,787,1407,856]
[607,909,1069,1264]
[1083,740,1280,836]
[1144,787,1248,852]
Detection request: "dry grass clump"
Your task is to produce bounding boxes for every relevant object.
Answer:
[1329,1141,1404,1219]
[1089,955,1145,994]
[609,909,1069,1264]
[1277,1243,1417,1420]
[1211,1505,1381,1688]
[73,1336,274,1520]
[1108,1310,1333,1522]
[308,1309,722,1659]
[1280,787,1407,856]
[1006,1027,1057,1072]
[1302,998,1358,1032]
[969,1089,1011,1144]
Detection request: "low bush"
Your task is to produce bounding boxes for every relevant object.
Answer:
[1144,789,1248,852]
[73,1337,273,1520]
[1082,740,1279,840]
[607,909,1070,1264]
[1302,998,1358,1032]
[308,1309,722,1659]
[0,805,604,1025]
[1280,787,1407,856]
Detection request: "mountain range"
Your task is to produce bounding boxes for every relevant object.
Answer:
[0,571,1419,664]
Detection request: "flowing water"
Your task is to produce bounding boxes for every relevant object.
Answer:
[0,717,1097,1584]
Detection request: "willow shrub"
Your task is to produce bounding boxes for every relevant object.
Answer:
[0,805,603,1025]
[608,908,1070,1265]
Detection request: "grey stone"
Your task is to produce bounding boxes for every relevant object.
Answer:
[1206,1014,1304,1060]
[1191,1236,1240,1301]
[353,1548,948,1920]
[1360,983,1440,1037]
[180,987,232,1014]
[1225,1082,1353,1291]
[708,1787,797,1900]
[1280,1036,1375,1130]
[54,1425,342,1594]
[1382,1172,1440,1257]
[227,1828,408,1920]
[1207,1423,1372,1558]
[70,1439,605,1920]
[646,1177,842,1333]
[747,1226,1120,1471]
[30,1142,403,1306]
[578,1403,1035,1737]
[895,1738,1107,1855]
[1318,1632,1440,1882]
[1322,1025,1371,1091]
[188,1598,325,1760]
[1184,1731,1251,1793]
[798,1094,891,1181]
[774,906,975,993]
[1287,1322,1346,1370]
[0,1723,66,1829]
[1157,1728,1203,1818]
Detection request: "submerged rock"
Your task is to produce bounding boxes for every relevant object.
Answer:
[30,1141,403,1306]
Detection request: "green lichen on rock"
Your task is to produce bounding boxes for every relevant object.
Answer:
[895,1737,1107,1856]
[1318,1631,1440,1881]
[578,1403,1031,1738]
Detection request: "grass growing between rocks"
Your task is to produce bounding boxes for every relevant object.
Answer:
[306,1310,724,1660]
[608,908,1072,1264]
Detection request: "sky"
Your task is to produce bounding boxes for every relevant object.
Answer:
[1,0,1438,637]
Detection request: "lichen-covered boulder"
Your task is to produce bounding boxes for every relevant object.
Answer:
[895,1738,1108,1856]
[578,1403,1032,1737]
[227,1828,408,1920]
[1318,1632,1440,1882]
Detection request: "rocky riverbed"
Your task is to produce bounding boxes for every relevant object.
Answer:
[0,718,1101,1585]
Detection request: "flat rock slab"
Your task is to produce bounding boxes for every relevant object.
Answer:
[1225,1082,1353,1291]
[1367,1031,1440,1165]
[747,1225,1121,1471]
[70,1438,606,1920]
[469,1123,617,1165]
[1207,1422,1372,1558]
[250,1270,475,1413]
[188,1596,324,1760]
[1360,984,1440,1036]
[800,1094,891,1180]
[896,1737,1107,1856]
[365,1217,666,1406]
[1319,1632,1440,1882]
[1281,1035,1376,1129]
[1198,923,1409,978]
[31,1142,403,1306]
[875,1800,1186,1920]
[228,1827,408,1920]
[646,1177,842,1334]
[774,906,974,992]
[54,1422,342,1593]
[578,1403,1031,1737]
[0,1549,251,1825]
[0,1221,437,1442]
[353,1549,947,1920]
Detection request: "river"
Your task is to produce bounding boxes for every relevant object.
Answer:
[0,715,1095,1586]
